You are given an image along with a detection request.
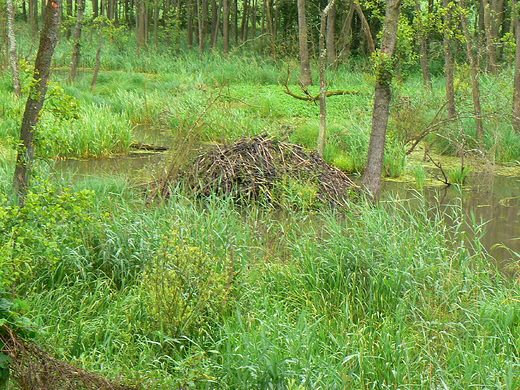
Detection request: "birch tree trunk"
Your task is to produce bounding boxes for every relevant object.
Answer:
[6,0,21,97]
[362,0,402,200]
[13,0,61,206]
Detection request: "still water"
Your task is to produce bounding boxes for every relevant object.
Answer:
[382,174,520,269]
[53,130,520,268]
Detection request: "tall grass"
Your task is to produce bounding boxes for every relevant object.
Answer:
[2,180,517,389]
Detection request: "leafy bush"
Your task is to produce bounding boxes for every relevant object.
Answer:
[0,183,95,291]
[142,223,233,338]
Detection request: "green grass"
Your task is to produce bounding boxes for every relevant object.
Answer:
[1,175,519,388]
[3,25,520,389]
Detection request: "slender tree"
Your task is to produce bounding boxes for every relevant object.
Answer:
[326,2,336,66]
[67,0,86,83]
[13,0,62,206]
[317,0,336,156]
[298,0,312,86]
[362,0,402,199]
[460,0,484,141]
[415,0,432,89]
[223,0,230,54]
[6,0,21,97]
[28,0,39,36]
[443,0,457,119]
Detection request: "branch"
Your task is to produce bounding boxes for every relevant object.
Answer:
[283,84,359,102]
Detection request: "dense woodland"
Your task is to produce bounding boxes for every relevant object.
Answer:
[2,0,520,389]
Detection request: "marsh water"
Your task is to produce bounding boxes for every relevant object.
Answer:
[53,125,520,269]
[382,175,520,270]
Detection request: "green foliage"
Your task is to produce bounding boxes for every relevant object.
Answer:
[411,165,427,190]
[447,164,471,185]
[372,50,396,86]
[142,224,232,339]
[0,183,95,291]
[384,142,406,178]
[270,177,321,211]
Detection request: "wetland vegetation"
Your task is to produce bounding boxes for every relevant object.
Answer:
[2,1,520,388]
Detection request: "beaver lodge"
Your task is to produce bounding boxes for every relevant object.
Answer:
[149,135,357,207]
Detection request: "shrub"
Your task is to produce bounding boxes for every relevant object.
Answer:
[142,223,233,338]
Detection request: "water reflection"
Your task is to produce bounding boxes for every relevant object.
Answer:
[53,153,165,180]
[382,174,520,269]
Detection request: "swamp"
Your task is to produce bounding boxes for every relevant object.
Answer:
[2,0,520,388]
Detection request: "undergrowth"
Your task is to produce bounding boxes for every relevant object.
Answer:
[0,176,518,388]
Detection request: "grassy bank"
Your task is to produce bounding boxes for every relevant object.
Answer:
[0,171,519,388]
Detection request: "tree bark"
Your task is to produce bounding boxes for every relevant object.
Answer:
[90,22,103,91]
[460,0,484,141]
[362,0,402,200]
[326,2,336,66]
[223,0,230,54]
[92,0,99,18]
[67,0,86,83]
[443,0,457,119]
[13,0,61,206]
[6,0,21,97]
[136,0,148,52]
[483,0,505,73]
[338,1,354,62]
[298,0,312,86]
[28,0,39,36]
[210,0,221,49]
[353,2,375,54]
[317,0,336,157]
[415,1,432,89]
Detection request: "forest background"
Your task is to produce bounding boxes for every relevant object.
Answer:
[1,0,520,388]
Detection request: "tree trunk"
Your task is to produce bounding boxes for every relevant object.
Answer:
[353,2,375,54]
[513,0,520,132]
[223,0,230,54]
[362,0,402,200]
[338,1,354,62]
[187,0,194,49]
[443,0,457,119]
[6,0,21,97]
[13,0,61,206]
[90,22,103,91]
[92,0,99,18]
[67,0,86,83]
[136,0,147,52]
[210,0,221,49]
[317,0,336,157]
[415,1,432,89]
[460,0,484,141]
[297,0,312,86]
[198,0,209,57]
[483,0,505,73]
[326,2,336,66]
[153,0,159,48]
[241,0,249,42]
[29,0,39,36]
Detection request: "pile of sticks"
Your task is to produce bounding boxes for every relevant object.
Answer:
[184,135,357,206]
[1,326,135,390]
